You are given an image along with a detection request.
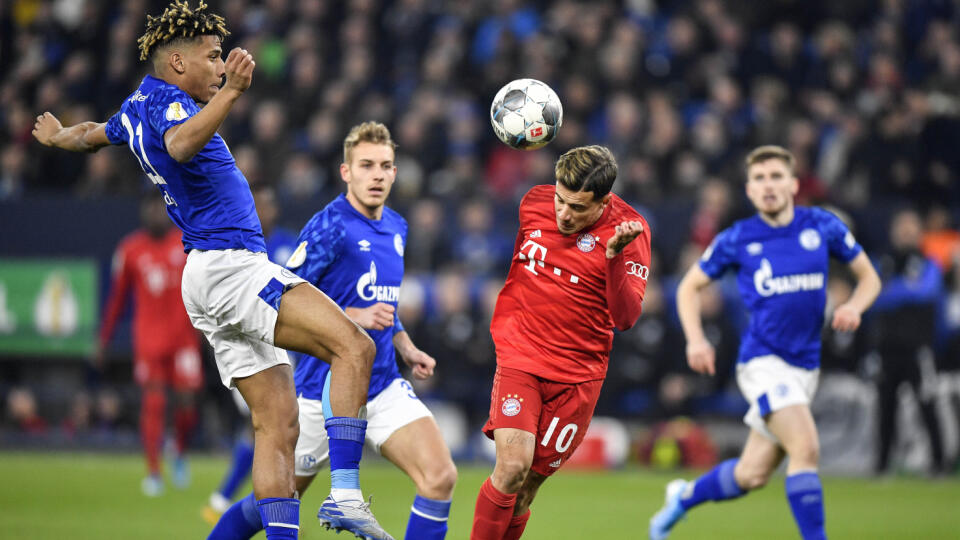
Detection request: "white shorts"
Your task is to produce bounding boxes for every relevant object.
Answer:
[295,377,433,476]
[736,355,819,442]
[181,249,305,388]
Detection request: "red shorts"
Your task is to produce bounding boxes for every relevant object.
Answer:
[482,365,604,476]
[135,343,203,391]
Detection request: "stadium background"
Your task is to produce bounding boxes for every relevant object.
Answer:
[1,0,960,537]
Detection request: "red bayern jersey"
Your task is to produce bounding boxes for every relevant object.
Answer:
[490,184,652,383]
[100,228,196,358]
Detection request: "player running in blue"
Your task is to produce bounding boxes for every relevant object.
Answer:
[31,2,385,539]
[215,122,457,540]
[649,146,881,540]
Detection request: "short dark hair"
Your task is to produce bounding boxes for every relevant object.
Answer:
[554,145,618,200]
[137,1,230,62]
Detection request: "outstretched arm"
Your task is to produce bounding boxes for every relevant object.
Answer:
[831,251,882,332]
[676,264,717,375]
[163,48,254,163]
[33,113,110,152]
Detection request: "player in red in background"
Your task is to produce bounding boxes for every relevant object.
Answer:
[99,195,202,497]
[470,145,652,539]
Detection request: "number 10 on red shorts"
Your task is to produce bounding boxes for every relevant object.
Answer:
[482,365,604,476]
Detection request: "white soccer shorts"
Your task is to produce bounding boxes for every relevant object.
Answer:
[736,355,819,442]
[294,377,433,476]
[181,249,305,388]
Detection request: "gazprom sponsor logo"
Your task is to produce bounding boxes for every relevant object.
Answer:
[753,259,824,297]
[356,261,400,302]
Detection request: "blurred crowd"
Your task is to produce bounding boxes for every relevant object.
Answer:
[3,0,960,471]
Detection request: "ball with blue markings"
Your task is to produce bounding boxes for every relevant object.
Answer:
[490,78,563,150]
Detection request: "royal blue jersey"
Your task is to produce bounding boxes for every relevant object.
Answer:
[266,227,298,265]
[699,206,862,370]
[287,194,407,400]
[104,75,266,253]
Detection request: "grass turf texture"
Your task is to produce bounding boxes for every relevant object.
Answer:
[1,452,957,539]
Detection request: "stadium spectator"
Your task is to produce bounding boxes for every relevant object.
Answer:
[871,208,947,475]
[5,387,48,435]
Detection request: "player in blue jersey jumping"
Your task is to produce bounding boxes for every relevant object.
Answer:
[649,145,881,540]
[216,122,457,540]
[204,184,299,524]
[32,2,388,539]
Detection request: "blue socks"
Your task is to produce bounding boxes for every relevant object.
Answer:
[325,416,366,492]
[785,471,826,540]
[680,458,745,510]
[207,492,261,540]
[218,439,254,499]
[321,372,367,496]
[406,494,451,540]
[257,497,300,540]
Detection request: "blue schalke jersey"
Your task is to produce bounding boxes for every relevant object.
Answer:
[266,227,298,265]
[287,194,407,400]
[104,75,266,253]
[699,206,862,370]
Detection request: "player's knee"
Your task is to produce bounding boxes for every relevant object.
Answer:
[493,457,530,492]
[788,442,820,469]
[734,462,771,491]
[338,329,375,371]
[419,460,458,499]
[357,332,376,366]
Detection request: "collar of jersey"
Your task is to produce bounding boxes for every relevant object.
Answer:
[335,193,388,231]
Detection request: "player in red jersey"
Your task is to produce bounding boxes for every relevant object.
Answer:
[99,196,202,496]
[471,145,651,539]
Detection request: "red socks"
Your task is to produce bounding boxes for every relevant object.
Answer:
[503,509,531,540]
[173,405,197,454]
[140,387,166,475]
[470,478,517,539]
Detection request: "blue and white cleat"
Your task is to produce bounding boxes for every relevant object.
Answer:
[317,495,394,540]
[649,479,688,540]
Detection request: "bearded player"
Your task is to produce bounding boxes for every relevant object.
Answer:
[470,145,651,539]
[32,2,383,538]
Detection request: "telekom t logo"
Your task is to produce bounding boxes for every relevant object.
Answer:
[519,239,547,275]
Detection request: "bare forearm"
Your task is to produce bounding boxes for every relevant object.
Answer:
[844,252,883,315]
[50,122,109,152]
[847,271,882,315]
[165,87,241,162]
[676,279,706,344]
[392,330,416,357]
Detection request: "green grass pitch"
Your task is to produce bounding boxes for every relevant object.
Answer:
[1,452,957,539]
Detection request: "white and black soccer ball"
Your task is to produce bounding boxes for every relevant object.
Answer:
[490,78,563,150]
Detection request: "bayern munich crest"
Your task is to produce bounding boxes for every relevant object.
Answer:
[577,233,597,252]
[501,394,523,417]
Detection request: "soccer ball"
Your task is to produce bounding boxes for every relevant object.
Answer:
[490,78,563,150]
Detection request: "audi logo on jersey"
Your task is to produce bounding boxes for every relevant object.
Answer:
[625,261,649,280]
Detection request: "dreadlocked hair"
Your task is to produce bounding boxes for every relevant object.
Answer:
[137,0,230,62]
